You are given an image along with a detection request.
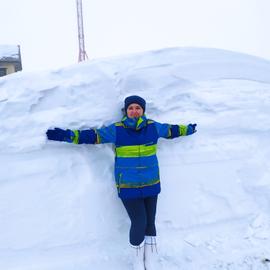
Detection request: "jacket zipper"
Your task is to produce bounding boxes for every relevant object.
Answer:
[118,173,122,193]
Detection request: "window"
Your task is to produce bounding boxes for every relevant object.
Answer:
[0,67,7,77]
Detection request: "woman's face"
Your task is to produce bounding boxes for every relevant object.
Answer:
[127,103,144,118]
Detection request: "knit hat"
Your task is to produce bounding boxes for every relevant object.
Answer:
[124,95,146,113]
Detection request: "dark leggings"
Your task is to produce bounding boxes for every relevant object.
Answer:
[121,195,158,246]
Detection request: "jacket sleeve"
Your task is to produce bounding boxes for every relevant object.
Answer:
[154,121,189,139]
[96,124,116,144]
[70,124,116,144]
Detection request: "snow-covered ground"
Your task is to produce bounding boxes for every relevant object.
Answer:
[1,47,270,269]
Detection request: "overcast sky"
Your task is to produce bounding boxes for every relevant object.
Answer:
[1,0,270,72]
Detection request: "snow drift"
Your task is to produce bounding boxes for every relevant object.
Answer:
[1,47,270,269]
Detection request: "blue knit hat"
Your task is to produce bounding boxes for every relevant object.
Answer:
[124,95,146,113]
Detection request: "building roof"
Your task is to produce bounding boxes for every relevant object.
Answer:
[0,45,21,62]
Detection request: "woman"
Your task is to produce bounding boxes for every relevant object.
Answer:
[46,95,197,270]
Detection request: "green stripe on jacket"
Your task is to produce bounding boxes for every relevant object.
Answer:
[179,125,188,136]
[115,144,157,158]
[71,130,80,144]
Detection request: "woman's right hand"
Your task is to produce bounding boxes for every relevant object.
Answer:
[46,128,73,142]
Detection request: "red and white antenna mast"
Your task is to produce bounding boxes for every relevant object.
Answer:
[76,0,88,62]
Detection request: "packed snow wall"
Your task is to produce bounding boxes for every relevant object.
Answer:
[1,48,270,269]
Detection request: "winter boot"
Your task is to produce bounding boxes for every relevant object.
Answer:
[131,240,145,270]
[144,236,159,270]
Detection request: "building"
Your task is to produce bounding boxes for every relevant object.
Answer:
[0,45,22,77]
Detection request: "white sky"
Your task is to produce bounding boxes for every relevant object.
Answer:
[1,0,270,71]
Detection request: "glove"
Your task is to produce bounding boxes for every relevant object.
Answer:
[186,123,197,135]
[46,128,73,142]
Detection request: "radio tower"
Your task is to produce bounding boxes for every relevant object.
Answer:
[76,0,88,62]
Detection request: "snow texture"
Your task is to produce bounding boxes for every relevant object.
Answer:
[1,47,270,269]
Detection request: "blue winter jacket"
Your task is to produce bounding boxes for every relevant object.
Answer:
[69,115,190,199]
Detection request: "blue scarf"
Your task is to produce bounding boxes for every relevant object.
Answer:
[122,115,148,130]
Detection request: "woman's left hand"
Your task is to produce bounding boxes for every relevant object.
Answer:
[186,123,197,135]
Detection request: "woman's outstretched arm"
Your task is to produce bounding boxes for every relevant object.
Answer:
[46,124,116,144]
[154,121,197,139]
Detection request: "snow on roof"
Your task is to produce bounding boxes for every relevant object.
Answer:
[0,45,20,60]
